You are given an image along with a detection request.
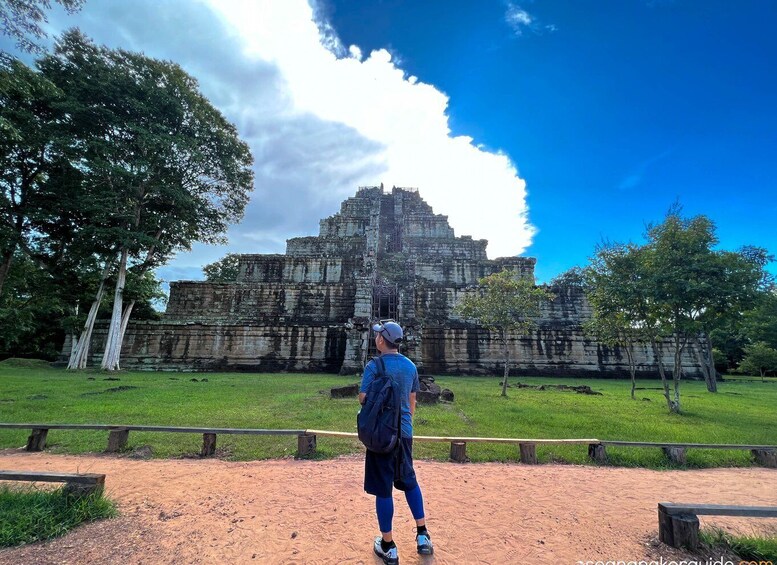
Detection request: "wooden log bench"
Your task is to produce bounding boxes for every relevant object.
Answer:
[0,470,106,497]
[658,503,777,550]
[599,441,777,467]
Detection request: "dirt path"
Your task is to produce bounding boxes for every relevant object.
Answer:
[1,451,776,564]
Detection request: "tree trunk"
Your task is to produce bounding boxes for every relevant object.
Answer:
[652,338,676,412]
[692,334,717,393]
[0,249,14,297]
[101,248,128,371]
[501,329,509,397]
[117,300,136,359]
[625,344,636,399]
[67,261,112,370]
[671,334,685,414]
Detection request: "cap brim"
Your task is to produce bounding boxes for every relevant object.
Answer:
[372,324,383,332]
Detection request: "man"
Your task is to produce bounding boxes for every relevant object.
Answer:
[359,321,433,565]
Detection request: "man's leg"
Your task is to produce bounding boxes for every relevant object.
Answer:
[405,485,432,554]
[376,495,394,542]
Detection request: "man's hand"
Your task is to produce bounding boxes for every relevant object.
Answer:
[359,392,366,405]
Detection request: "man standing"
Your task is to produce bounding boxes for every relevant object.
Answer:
[359,321,433,565]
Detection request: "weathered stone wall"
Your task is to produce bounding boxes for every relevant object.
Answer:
[237,255,360,284]
[416,326,702,378]
[165,282,356,323]
[285,236,366,257]
[86,323,348,372]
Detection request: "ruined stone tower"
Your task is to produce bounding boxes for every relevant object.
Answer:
[99,186,700,377]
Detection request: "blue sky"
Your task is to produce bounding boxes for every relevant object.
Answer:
[321,0,777,281]
[2,0,775,283]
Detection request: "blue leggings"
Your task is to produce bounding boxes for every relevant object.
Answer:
[376,486,426,533]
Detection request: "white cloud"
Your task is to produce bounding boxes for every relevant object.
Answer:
[206,0,535,259]
[25,0,535,282]
[505,3,534,35]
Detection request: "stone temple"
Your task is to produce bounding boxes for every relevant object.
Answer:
[105,186,700,377]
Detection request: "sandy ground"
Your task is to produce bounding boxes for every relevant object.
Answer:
[0,451,776,565]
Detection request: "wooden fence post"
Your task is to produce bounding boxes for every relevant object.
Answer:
[752,449,777,468]
[588,443,607,464]
[519,443,537,464]
[297,433,316,457]
[201,433,217,457]
[106,429,129,452]
[450,441,468,462]
[26,428,48,452]
[662,447,687,465]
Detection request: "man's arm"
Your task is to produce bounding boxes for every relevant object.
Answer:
[359,392,366,405]
[409,392,416,417]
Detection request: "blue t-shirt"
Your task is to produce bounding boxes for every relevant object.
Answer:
[360,353,420,438]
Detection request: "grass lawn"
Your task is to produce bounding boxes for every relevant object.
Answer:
[1,361,775,467]
[0,485,116,547]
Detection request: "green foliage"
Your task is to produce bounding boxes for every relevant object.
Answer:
[456,269,555,395]
[457,269,554,335]
[742,290,777,349]
[739,342,777,378]
[1,365,776,468]
[585,206,771,410]
[548,266,587,288]
[0,0,84,54]
[700,528,777,562]
[0,485,116,547]
[203,253,240,282]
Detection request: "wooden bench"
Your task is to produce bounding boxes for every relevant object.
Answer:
[658,502,777,550]
[0,470,106,497]
[596,441,777,467]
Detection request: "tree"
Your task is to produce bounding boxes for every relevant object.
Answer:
[585,243,655,401]
[0,57,64,296]
[0,0,84,53]
[38,31,254,370]
[739,342,777,381]
[203,253,240,282]
[456,269,555,397]
[549,266,587,288]
[742,290,777,350]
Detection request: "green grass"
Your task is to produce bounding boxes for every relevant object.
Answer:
[0,485,117,547]
[1,363,776,467]
[700,527,777,562]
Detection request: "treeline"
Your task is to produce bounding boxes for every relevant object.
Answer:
[0,30,254,368]
[551,206,775,412]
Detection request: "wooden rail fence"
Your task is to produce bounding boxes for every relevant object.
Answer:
[1,424,775,466]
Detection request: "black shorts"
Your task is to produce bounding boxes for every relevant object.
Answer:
[364,438,419,498]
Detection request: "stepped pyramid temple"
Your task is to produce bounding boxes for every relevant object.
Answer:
[98,186,700,377]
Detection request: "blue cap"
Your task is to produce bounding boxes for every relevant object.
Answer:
[372,321,403,344]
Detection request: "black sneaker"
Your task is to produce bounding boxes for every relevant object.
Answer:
[373,536,399,565]
[416,530,433,555]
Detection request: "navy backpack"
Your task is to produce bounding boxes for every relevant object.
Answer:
[357,356,402,454]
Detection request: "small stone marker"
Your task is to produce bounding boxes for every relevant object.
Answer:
[330,383,359,398]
